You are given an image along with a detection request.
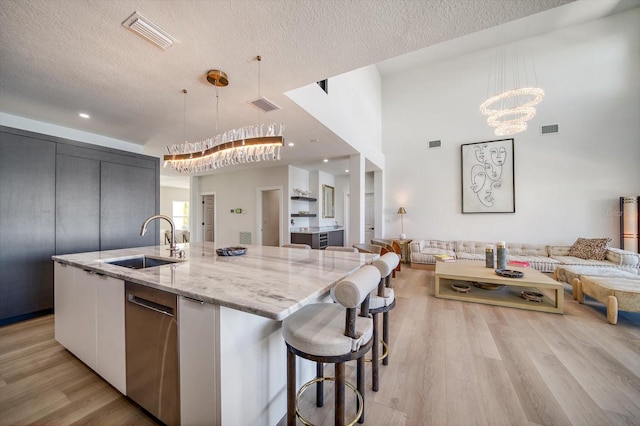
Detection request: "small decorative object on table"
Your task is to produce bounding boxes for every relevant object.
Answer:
[496,241,507,270]
[473,282,505,290]
[216,246,247,256]
[521,290,544,302]
[434,254,456,262]
[451,283,471,293]
[495,269,524,278]
[485,244,494,268]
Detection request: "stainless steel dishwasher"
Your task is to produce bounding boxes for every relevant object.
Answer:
[125,282,180,426]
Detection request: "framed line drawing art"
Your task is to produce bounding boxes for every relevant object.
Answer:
[461,138,515,213]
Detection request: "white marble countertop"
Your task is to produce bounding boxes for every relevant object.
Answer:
[290,226,344,234]
[52,242,377,320]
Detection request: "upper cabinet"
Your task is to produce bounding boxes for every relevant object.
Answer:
[0,125,160,324]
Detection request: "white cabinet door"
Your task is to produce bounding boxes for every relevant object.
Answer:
[96,274,126,394]
[54,263,97,370]
[179,296,220,426]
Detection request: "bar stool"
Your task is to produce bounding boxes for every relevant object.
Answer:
[368,252,399,392]
[325,246,358,253]
[283,243,312,249]
[283,265,381,425]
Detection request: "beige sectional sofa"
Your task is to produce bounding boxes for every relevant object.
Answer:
[409,239,640,274]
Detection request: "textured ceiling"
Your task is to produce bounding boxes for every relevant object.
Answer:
[0,0,606,179]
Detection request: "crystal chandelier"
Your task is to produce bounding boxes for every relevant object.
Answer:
[480,40,544,136]
[164,57,284,173]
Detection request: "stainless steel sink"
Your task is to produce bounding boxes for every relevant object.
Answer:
[103,255,182,269]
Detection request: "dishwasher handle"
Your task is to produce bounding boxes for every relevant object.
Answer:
[127,293,175,317]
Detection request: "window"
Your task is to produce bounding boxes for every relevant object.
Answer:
[172,201,189,230]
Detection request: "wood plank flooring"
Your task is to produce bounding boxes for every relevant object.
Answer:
[1,268,639,425]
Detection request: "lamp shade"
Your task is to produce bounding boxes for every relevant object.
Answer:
[397,207,406,214]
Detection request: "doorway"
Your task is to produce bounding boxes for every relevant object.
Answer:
[202,194,215,242]
[364,193,374,243]
[259,188,281,246]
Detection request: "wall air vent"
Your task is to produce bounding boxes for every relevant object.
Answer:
[428,140,442,149]
[122,12,176,50]
[541,124,559,135]
[239,232,252,244]
[249,97,281,112]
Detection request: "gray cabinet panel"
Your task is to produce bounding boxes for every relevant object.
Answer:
[328,230,344,247]
[56,154,100,254]
[0,132,56,320]
[100,162,158,250]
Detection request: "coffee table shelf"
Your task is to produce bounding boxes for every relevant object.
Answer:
[435,261,564,314]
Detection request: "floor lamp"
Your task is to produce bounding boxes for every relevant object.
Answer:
[620,196,639,253]
[397,207,406,239]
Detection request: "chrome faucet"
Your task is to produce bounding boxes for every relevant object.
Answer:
[140,214,180,257]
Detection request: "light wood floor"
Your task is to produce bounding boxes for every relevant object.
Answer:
[2,268,639,425]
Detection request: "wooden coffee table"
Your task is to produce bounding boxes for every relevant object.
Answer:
[435,261,564,314]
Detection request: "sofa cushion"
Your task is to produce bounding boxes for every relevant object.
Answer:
[550,255,614,267]
[567,237,612,261]
[507,255,561,273]
[556,265,639,285]
[506,243,547,256]
[455,241,494,255]
[455,252,484,261]
[606,247,640,267]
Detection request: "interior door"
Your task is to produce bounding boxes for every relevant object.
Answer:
[364,193,374,243]
[261,189,280,246]
[203,195,214,242]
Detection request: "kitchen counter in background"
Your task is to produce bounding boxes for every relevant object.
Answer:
[290,226,344,234]
[290,228,344,249]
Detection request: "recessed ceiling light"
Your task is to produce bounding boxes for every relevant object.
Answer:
[79,113,90,119]
[323,159,329,163]
[345,169,349,173]
[288,142,295,147]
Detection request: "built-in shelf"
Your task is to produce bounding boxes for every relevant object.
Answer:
[291,213,317,217]
[291,196,316,202]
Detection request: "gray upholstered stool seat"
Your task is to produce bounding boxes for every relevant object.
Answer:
[282,303,373,357]
[325,246,359,253]
[283,243,312,249]
[369,288,395,309]
[283,265,381,425]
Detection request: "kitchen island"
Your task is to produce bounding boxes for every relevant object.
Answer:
[52,243,377,425]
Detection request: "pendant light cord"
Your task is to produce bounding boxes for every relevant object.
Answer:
[257,55,262,126]
[182,89,187,143]
[215,85,219,132]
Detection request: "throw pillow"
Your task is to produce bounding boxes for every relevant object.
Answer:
[567,237,612,261]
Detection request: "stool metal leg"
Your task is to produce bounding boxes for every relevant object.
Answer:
[316,361,324,407]
[357,356,365,424]
[372,312,379,392]
[335,362,345,426]
[383,311,390,366]
[287,349,296,426]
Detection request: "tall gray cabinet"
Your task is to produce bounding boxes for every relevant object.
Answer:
[0,126,160,324]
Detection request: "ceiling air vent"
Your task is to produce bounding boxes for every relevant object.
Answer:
[541,124,559,135]
[428,140,442,149]
[249,97,281,112]
[122,12,176,50]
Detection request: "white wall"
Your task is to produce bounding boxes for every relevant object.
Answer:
[382,8,640,246]
[286,65,385,169]
[198,166,289,246]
